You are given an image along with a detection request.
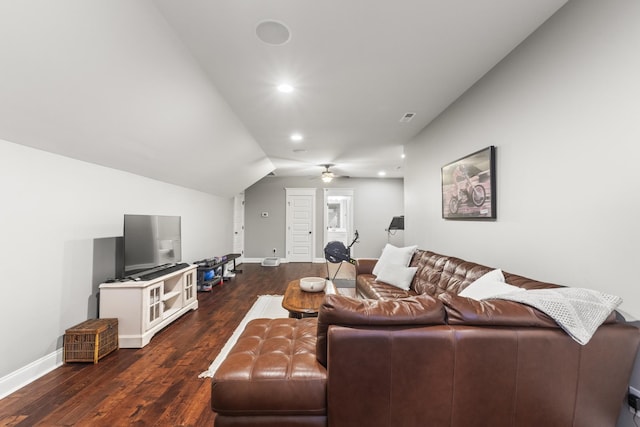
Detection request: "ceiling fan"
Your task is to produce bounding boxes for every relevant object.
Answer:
[320,164,336,183]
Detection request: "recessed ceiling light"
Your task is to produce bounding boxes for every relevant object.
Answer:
[256,20,291,45]
[378,171,387,177]
[401,153,406,159]
[277,83,294,93]
[290,133,303,141]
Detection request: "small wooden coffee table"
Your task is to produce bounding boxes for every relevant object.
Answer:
[282,279,336,318]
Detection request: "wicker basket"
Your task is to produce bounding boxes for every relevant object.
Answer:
[64,318,118,363]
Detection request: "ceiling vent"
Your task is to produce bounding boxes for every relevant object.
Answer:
[256,20,291,45]
[399,112,416,123]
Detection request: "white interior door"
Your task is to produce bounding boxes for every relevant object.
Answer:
[324,188,354,257]
[233,192,245,263]
[286,188,316,262]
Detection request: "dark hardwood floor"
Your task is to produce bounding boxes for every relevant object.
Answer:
[0,262,330,427]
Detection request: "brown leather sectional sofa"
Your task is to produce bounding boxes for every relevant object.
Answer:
[211,249,640,427]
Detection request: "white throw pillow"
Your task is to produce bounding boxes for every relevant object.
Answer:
[474,268,506,284]
[372,244,418,276]
[375,264,418,291]
[459,269,525,300]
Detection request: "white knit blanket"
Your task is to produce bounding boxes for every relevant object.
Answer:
[494,287,622,345]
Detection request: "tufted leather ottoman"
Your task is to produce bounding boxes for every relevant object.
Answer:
[211,318,327,427]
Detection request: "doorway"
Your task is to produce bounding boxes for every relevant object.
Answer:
[285,188,316,262]
[323,188,355,258]
[233,192,245,264]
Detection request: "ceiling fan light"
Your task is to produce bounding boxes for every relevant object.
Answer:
[321,171,333,183]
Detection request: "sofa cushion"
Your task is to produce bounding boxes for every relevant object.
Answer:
[407,250,496,296]
[316,294,445,366]
[408,250,450,295]
[375,264,418,290]
[356,274,416,299]
[372,244,417,276]
[211,318,327,416]
[364,250,567,298]
[437,256,495,295]
[439,292,560,327]
[503,272,562,290]
[355,258,377,276]
[495,287,623,345]
[439,292,619,328]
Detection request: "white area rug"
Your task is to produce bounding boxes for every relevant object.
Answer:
[199,288,355,379]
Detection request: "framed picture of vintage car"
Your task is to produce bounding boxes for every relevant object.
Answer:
[441,146,496,220]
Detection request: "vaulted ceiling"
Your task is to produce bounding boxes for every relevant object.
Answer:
[0,0,567,197]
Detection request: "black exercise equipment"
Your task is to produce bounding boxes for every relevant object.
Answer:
[324,230,359,281]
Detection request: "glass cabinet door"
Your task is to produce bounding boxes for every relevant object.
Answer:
[184,271,196,304]
[146,283,163,328]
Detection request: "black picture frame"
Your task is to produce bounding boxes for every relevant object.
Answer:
[441,146,496,220]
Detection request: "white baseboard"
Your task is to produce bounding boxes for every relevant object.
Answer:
[0,349,64,399]
[244,257,288,264]
[244,257,328,264]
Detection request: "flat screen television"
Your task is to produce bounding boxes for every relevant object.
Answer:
[123,214,182,276]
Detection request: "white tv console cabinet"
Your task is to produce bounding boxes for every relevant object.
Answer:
[99,265,198,348]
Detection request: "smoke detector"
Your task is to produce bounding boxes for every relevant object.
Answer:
[399,112,416,123]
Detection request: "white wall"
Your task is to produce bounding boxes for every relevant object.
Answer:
[0,1,272,198]
[244,176,404,260]
[0,139,233,382]
[405,0,640,321]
